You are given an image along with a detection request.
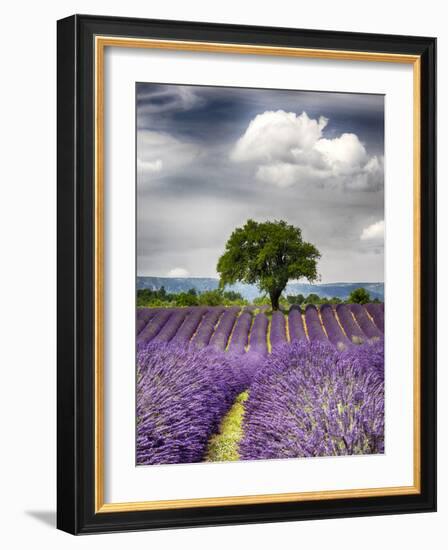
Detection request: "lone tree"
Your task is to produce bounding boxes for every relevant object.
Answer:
[348,287,371,304]
[217,219,320,310]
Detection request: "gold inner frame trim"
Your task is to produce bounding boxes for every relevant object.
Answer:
[94,35,422,513]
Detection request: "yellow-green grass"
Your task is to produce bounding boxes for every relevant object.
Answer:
[206,391,248,462]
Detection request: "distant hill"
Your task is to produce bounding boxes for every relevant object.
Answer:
[137,277,384,302]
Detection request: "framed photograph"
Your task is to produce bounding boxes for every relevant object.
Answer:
[57,14,436,534]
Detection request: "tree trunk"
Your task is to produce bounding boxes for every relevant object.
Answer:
[270,289,281,311]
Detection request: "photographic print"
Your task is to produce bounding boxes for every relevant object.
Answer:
[136,83,385,466]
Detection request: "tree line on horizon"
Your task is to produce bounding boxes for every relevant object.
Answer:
[137,285,380,309]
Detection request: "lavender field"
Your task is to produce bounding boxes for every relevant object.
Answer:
[136,304,385,465]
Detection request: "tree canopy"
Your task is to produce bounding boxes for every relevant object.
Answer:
[348,287,371,304]
[217,219,320,310]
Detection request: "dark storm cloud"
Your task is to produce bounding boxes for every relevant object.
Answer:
[136,83,384,282]
[137,84,384,151]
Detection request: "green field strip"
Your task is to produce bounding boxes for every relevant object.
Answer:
[350,309,365,336]
[302,312,310,341]
[207,309,226,343]
[364,307,379,330]
[317,307,329,339]
[334,308,349,339]
[205,391,248,462]
[347,309,365,345]
[285,314,291,343]
[267,317,272,353]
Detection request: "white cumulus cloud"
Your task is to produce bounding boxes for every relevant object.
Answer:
[360,220,384,241]
[314,133,367,174]
[231,110,328,164]
[256,162,325,188]
[231,110,383,191]
[167,267,190,278]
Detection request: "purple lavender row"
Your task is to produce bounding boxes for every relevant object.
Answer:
[136,308,157,335]
[136,318,147,335]
[239,340,384,460]
[288,308,307,342]
[248,313,268,356]
[136,343,248,465]
[270,311,288,349]
[137,309,173,347]
[135,319,146,335]
[364,303,384,333]
[151,309,189,344]
[305,305,328,343]
[350,304,383,339]
[208,307,239,352]
[137,308,157,322]
[320,304,351,350]
[170,307,207,344]
[228,312,252,354]
[191,307,224,349]
[335,304,365,344]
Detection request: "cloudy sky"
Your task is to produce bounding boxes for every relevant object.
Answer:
[136,83,384,283]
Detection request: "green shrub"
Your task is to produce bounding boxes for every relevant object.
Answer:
[348,287,371,304]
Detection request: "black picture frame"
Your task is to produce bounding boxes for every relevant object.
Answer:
[57,14,436,535]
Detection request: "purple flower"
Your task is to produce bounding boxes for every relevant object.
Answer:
[288,307,307,343]
[342,337,385,381]
[151,309,188,344]
[248,313,269,356]
[137,309,173,347]
[320,304,351,350]
[335,304,365,345]
[191,307,224,349]
[350,304,383,339]
[353,390,364,405]
[270,311,288,349]
[239,340,384,460]
[208,307,239,352]
[305,305,328,343]
[170,307,208,344]
[136,342,249,465]
[227,312,252,354]
[364,303,384,332]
